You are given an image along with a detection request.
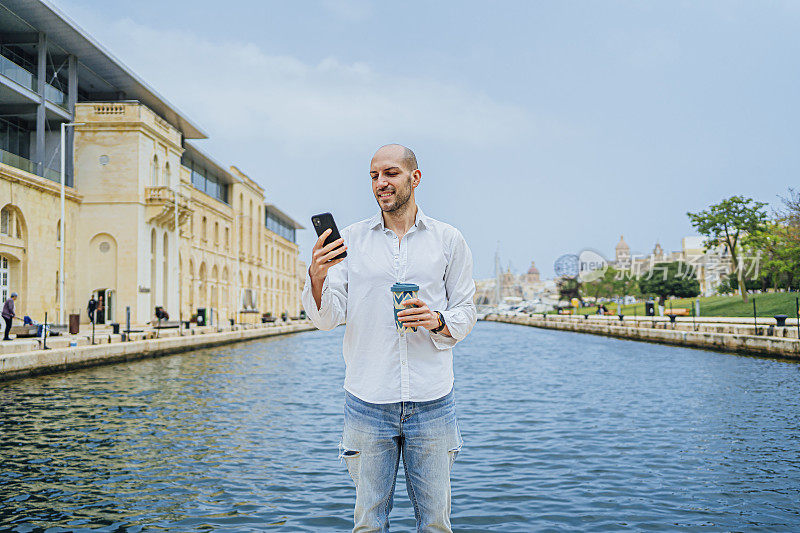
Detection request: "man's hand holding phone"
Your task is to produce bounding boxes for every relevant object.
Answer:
[309,229,347,310]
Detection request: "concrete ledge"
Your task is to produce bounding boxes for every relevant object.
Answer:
[486,315,800,360]
[0,322,316,382]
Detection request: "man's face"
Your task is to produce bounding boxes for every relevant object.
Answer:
[370,148,419,213]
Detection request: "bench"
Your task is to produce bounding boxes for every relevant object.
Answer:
[152,321,180,329]
[666,308,691,316]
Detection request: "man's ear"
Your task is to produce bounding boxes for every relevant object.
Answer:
[412,169,422,188]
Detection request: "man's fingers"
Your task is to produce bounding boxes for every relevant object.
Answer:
[320,245,347,263]
[319,237,345,254]
[397,306,428,317]
[402,298,424,307]
[327,256,346,268]
[314,228,332,248]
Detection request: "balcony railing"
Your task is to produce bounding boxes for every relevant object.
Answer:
[0,148,36,174]
[45,83,67,108]
[0,55,36,92]
[0,147,62,183]
[0,55,68,108]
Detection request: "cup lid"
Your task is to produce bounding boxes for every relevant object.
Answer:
[391,282,419,292]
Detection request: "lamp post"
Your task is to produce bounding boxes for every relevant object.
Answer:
[174,185,182,334]
[59,122,85,325]
[234,213,246,325]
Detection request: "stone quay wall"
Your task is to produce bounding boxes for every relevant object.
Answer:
[485,314,800,360]
[0,322,316,382]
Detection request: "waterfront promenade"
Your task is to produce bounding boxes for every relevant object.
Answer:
[486,313,800,360]
[0,320,314,382]
[2,321,798,531]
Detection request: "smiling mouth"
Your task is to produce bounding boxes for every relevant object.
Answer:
[378,191,394,199]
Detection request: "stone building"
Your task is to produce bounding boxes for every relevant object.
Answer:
[612,235,731,296]
[0,0,303,326]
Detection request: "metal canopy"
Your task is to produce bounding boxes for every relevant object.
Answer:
[0,0,207,139]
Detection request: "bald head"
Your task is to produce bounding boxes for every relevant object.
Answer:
[374,144,418,172]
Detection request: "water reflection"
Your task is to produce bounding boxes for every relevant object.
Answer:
[1,323,799,531]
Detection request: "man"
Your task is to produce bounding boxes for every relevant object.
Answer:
[302,144,477,532]
[2,292,18,341]
[88,295,97,324]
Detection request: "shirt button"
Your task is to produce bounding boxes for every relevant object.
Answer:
[402,360,406,365]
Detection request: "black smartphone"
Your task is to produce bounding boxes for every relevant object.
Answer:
[311,212,347,261]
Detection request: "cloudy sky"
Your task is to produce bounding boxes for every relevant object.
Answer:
[52,0,800,278]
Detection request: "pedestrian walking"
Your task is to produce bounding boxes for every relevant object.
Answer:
[88,296,97,324]
[2,292,20,341]
[303,144,477,532]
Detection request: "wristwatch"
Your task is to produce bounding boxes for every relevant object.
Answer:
[431,311,446,334]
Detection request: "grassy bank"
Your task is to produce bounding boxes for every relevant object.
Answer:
[564,292,800,318]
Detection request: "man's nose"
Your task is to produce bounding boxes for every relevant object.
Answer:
[376,175,390,188]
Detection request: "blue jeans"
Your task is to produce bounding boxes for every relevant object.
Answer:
[339,387,463,533]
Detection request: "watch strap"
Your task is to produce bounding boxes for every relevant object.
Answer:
[431,311,446,334]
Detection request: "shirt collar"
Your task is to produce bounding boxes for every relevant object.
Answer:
[369,205,428,231]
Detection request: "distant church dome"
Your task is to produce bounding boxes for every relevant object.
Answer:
[615,235,630,251]
[527,261,540,275]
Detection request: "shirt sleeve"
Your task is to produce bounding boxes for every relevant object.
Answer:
[301,233,348,331]
[430,229,477,350]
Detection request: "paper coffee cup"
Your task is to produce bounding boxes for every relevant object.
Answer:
[391,282,419,332]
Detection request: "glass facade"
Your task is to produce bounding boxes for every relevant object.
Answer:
[0,46,36,92]
[265,208,296,243]
[0,117,32,162]
[182,156,229,204]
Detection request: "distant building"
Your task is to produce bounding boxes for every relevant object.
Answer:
[0,1,304,324]
[473,260,557,306]
[612,234,731,296]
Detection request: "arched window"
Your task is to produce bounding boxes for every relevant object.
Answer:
[163,232,169,308]
[248,200,254,255]
[150,229,157,312]
[0,206,11,236]
[214,221,219,247]
[151,155,159,186]
[201,216,207,242]
[165,162,171,187]
[225,227,230,250]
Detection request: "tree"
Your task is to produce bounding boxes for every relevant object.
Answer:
[638,261,700,300]
[556,277,581,304]
[581,267,639,301]
[747,189,800,291]
[687,196,768,302]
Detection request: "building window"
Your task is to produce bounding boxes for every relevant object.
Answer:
[151,155,159,186]
[0,255,8,302]
[201,216,207,242]
[181,156,229,204]
[265,207,297,243]
[0,207,9,236]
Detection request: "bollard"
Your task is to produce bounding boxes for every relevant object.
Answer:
[774,314,788,327]
[42,312,50,350]
[796,297,800,340]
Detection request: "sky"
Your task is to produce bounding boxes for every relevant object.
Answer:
[51,0,800,278]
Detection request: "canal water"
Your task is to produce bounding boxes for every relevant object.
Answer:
[1,321,799,532]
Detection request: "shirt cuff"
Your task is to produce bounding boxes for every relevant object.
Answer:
[302,268,330,323]
[429,309,458,350]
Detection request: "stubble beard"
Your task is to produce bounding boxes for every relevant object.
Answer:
[377,176,413,215]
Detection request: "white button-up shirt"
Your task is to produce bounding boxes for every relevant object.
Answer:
[302,207,477,404]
